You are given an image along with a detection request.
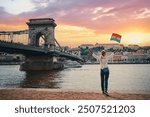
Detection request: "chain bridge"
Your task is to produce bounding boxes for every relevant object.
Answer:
[0,18,84,70]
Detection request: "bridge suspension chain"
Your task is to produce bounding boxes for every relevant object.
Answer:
[0,30,29,44]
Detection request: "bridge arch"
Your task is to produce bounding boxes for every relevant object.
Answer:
[35,31,47,47]
[27,18,57,48]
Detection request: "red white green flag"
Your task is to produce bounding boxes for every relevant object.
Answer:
[110,33,122,43]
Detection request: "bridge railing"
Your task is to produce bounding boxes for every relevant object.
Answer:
[0,40,80,56]
[50,46,81,58]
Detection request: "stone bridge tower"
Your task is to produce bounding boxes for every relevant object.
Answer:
[27,18,57,48]
[20,18,63,71]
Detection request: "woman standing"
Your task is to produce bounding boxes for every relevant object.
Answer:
[89,49,114,96]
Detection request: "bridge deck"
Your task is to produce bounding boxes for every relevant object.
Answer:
[0,40,84,62]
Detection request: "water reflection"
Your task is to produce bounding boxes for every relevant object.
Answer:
[20,71,62,88]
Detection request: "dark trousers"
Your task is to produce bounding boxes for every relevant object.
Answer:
[100,68,109,93]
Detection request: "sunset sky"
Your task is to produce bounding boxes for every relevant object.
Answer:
[0,0,150,47]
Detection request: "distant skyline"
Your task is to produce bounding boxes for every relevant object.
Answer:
[0,0,150,47]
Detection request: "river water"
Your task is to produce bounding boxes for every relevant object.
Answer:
[0,64,150,93]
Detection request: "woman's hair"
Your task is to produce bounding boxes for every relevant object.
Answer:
[101,50,106,56]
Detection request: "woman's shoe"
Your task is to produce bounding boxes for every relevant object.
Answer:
[104,92,109,96]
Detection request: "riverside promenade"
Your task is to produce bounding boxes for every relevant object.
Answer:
[0,88,150,100]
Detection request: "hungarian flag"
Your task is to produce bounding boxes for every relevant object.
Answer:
[110,33,122,43]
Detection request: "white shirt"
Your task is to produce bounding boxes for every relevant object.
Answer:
[92,52,114,69]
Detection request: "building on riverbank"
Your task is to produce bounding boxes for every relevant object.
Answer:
[78,43,150,64]
[0,53,24,64]
[110,53,147,64]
